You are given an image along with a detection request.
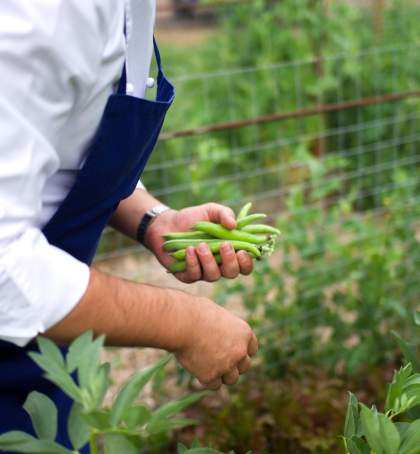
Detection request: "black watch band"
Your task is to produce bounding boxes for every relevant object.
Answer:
[136,204,169,244]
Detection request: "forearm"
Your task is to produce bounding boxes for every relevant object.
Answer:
[110,188,165,240]
[45,268,193,350]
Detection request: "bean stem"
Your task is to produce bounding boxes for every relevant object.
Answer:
[237,202,252,220]
[237,213,267,229]
[242,224,281,235]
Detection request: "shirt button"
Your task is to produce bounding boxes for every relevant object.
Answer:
[126,83,135,95]
[146,77,155,88]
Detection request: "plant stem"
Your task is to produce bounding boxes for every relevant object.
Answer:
[89,431,99,454]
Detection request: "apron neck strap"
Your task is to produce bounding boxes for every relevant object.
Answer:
[117,36,163,95]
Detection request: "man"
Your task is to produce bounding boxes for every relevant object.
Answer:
[0,0,258,450]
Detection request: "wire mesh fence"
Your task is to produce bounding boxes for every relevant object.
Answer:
[97,42,420,261]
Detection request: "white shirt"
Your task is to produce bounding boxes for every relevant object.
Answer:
[0,0,155,346]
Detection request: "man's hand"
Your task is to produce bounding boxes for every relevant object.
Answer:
[144,203,254,283]
[174,296,258,389]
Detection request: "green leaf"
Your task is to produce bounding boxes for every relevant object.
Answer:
[67,403,89,450]
[344,436,369,454]
[378,413,400,454]
[36,337,65,369]
[359,405,383,454]
[178,443,188,453]
[81,410,111,431]
[122,404,151,430]
[392,332,420,373]
[103,433,141,454]
[399,420,420,454]
[0,431,73,453]
[28,352,81,402]
[344,392,359,438]
[92,362,111,408]
[146,418,197,435]
[414,311,420,327]
[77,335,105,391]
[149,391,209,422]
[23,391,57,441]
[110,354,172,426]
[66,330,94,373]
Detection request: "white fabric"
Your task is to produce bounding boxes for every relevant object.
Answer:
[0,0,155,346]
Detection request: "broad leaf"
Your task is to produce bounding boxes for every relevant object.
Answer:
[392,332,420,373]
[378,413,400,454]
[103,433,141,454]
[344,392,359,438]
[359,405,383,454]
[67,403,90,450]
[399,420,420,454]
[0,431,72,453]
[110,354,172,426]
[77,335,105,391]
[149,391,209,422]
[146,417,197,435]
[28,352,81,402]
[92,362,111,408]
[178,443,188,453]
[122,404,151,430]
[82,409,111,431]
[23,391,57,441]
[344,436,369,454]
[36,337,65,369]
[66,331,94,373]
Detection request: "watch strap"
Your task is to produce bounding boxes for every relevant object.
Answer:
[136,204,169,244]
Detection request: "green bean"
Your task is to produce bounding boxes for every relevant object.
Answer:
[163,239,221,251]
[169,254,222,274]
[164,231,213,240]
[236,213,267,229]
[237,202,252,220]
[193,221,267,245]
[242,224,281,236]
[171,240,261,260]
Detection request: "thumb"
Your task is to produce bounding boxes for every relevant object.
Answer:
[205,203,236,230]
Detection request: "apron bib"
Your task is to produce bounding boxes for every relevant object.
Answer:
[0,39,174,453]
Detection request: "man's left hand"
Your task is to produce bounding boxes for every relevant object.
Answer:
[144,203,254,283]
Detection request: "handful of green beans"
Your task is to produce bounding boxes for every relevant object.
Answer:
[164,202,280,273]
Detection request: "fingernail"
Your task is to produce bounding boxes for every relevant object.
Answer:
[198,243,208,254]
[221,242,232,253]
[187,247,195,257]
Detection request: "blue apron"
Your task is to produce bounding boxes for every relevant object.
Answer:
[0,39,174,453]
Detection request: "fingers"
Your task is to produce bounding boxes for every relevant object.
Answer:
[196,243,221,282]
[222,367,240,385]
[175,247,202,283]
[248,333,259,357]
[205,203,236,230]
[201,377,223,391]
[219,242,240,279]
[237,356,252,374]
[237,250,254,276]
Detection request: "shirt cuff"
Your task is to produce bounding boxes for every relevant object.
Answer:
[136,179,145,190]
[0,228,90,346]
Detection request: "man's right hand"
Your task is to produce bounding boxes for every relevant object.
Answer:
[174,297,258,389]
[46,269,257,389]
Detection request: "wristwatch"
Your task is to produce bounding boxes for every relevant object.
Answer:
[136,204,170,244]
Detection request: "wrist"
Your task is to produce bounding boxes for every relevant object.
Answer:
[143,208,178,250]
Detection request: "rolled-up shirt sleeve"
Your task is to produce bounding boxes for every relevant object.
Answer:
[0,1,106,346]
